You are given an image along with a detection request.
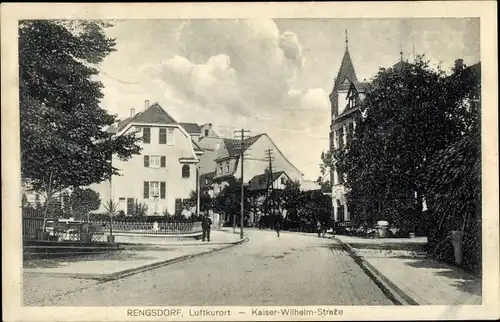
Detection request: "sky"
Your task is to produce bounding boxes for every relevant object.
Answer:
[96,18,480,180]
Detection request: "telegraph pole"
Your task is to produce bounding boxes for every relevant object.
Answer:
[264,149,275,219]
[196,165,201,217]
[234,129,251,239]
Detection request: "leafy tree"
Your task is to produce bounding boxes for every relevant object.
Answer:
[19,20,141,199]
[317,151,332,193]
[184,188,213,214]
[335,56,473,228]
[422,61,481,248]
[70,187,101,220]
[246,189,266,224]
[213,180,250,226]
[131,201,149,217]
[273,180,302,219]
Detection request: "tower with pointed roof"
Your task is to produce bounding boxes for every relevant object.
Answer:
[328,31,368,224]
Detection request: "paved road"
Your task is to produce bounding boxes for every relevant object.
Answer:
[25,230,393,306]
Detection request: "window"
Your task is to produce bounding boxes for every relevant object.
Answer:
[144,155,166,168]
[118,198,126,212]
[159,128,166,144]
[127,198,135,215]
[150,156,161,168]
[167,128,174,145]
[219,165,223,174]
[204,129,209,136]
[144,181,165,199]
[225,162,230,172]
[182,165,190,178]
[259,176,266,185]
[281,177,286,185]
[143,127,151,144]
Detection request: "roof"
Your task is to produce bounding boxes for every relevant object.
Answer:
[200,172,216,187]
[248,171,288,191]
[221,134,265,158]
[392,59,412,72]
[336,105,362,121]
[107,102,178,134]
[468,62,481,74]
[180,122,201,135]
[333,48,359,92]
[191,140,203,152]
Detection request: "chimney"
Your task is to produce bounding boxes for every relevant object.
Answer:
[130,108,135,117]
[144,100,150,110]
[454,59,464,71]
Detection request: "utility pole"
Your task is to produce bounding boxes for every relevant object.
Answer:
[234,129,251,239]
[264,149,275,219]
[196,165,201,217]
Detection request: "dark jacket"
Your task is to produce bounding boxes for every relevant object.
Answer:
[202,217,212,230]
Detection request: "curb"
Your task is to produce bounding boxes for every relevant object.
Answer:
[334,237,419,306]
[26,237,249,282]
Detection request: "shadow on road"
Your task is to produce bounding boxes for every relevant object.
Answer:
[23,250,165,269]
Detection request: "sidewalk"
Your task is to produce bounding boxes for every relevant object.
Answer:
[111,229,241,246]
[335,235,482,305]
[23,230,246,281]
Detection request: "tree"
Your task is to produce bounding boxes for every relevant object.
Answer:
[213,180,250,226]
[184,187,213,214]
[317,151,332,193]
[70,187,101,221]
[335,56,472,228]
[273,180,302,220]
[246,189,266,225]
[19,20,141,200]
[102,198,119,240]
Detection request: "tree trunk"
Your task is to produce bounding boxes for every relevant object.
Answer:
[42,172,53,231]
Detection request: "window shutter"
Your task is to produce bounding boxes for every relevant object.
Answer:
[159,128,166,144]
[144,155,150,167]
[143,181,149,199]
[160,156,166,168]
[127,198,135,215]
[160,182,166,199]
[143,127,151,144]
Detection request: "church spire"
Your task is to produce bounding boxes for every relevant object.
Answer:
[332,30,358,92]
[345,29,348,50]
[400,39,404,62]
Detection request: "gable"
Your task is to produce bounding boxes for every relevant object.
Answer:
[133,103,177,125]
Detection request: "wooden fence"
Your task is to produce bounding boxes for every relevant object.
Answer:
[23,217,44,240]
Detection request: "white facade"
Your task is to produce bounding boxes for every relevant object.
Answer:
[90,103,202,216]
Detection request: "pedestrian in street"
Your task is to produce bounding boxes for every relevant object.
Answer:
[202,214,212,242]
[316,220,322,238]
[274,218,281,237]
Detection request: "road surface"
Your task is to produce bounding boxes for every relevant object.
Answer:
[25,229,393,306]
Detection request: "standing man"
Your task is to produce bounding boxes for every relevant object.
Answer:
[202,213,212,242]
[274,216,281,237]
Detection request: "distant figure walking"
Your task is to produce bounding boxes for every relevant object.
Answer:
[274,219,281,237]
[316,221,322,238]
[202,214,212,242]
